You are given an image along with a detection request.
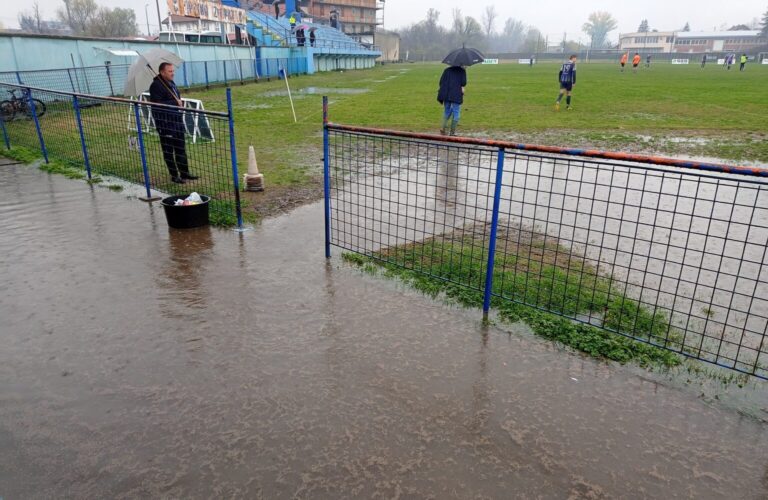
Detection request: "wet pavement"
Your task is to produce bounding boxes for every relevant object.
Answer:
[1,160,768,499]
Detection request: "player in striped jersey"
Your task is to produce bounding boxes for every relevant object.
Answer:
[554,55,577,111]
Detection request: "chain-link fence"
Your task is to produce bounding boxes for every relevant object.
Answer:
[0,82,243,226]
[0,57,308,98]
[323,111,768,380]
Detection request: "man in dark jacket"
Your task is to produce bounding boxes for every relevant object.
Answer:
[437,65,467,136]
[149,62,197,184]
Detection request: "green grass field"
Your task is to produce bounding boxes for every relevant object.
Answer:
[189,61,768,195]
[4,61,765,220]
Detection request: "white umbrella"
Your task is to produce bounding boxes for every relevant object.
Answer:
[123,48,184,97]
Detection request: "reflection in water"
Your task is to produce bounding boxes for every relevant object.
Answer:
[1,166,767,498]
[157,226,214,321]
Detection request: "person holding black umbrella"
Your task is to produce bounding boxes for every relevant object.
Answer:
[438,46,483,136]
[437,65,466,136]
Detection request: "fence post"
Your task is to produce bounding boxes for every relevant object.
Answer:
[482,148,506,320]
[323,96,331,258]
[182,61,189,88]
[238,59,244,85]
[15,72,22,84]
[132,102,159,202]
[226,88,244,229]
[223,61,228,85]
[72,96,92,180]
[204,61,210,89]
[105,62,114,96]
[0,113,10,150]
[66,68,76,92]
[253,58,259,82]
[27,89,48,164]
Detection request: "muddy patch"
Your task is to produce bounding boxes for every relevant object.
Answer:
[243,177,323,219]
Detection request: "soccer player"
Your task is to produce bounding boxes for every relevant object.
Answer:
[620,52,628,72]
[554,54,577,111]
[632,52,641,73]
[740,53,748,71]
[701,54,707,68]
[645,54,652,68]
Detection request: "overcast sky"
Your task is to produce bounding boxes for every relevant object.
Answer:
[2,0,766,41]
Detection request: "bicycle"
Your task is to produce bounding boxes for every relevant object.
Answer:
[0,88,46,121]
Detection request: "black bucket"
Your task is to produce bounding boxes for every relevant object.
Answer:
[161,195,211,229]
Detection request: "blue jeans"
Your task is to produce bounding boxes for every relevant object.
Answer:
[443,101,461,123]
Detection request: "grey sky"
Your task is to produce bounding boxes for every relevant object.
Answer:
[2,0,766,42]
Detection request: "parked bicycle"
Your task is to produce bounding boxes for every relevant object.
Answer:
[0,88,46,121]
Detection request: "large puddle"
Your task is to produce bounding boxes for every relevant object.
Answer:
[1,160,767,498]
[261,86,370,98]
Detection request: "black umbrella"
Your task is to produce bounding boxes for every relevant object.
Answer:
[442,46,485,67]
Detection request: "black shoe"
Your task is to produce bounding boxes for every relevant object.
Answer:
[171,176,186,184]
[181,173,199,180]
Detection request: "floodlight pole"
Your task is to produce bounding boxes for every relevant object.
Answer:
[155,0,162,33]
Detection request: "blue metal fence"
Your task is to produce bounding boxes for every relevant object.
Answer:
[0,57,308,97]
[323,112,768,380]
[0,82,244,227]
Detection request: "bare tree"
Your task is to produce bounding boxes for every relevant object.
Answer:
[57,0,98,34]
[451,9,483,47]
[482,5,498,37]
[86,7,138,38]
[18,2,47,33]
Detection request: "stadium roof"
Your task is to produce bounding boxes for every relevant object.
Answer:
[676,31,760,39]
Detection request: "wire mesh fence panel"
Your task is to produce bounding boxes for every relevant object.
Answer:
[138,102,239,225]
[325,125,768,379]
[1,82,242,227]
[328,129,499,292]
[29,89,83,168]
[0,85,42,152]
[0,58,307,96]
[494,152,768,377]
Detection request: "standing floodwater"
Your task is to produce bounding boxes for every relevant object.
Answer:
[1,161,767,498]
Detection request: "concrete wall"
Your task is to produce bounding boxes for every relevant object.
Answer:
[375,31,400,62]
[0,33,255,72]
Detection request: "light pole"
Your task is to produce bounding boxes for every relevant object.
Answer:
[155,0,162,34]
[144,3,151,36]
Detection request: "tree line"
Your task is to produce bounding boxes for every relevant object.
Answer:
[396,9,619,61]
[397,6,768,61]
[18,0,138,38]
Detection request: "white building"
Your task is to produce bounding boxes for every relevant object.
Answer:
[619,31,677,53]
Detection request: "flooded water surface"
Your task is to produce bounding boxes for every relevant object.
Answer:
[1,160,767,499]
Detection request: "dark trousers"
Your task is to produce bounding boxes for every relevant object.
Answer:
[158,128,189,178]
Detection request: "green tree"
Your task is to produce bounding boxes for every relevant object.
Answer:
[762,7,768,37]
[682,22,691,32]
[638,19,649,32]
[582,11,618,48]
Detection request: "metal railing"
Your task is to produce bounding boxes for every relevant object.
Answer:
[0,57,309,98]
[322,99,768,379]
[0,82,243,227]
